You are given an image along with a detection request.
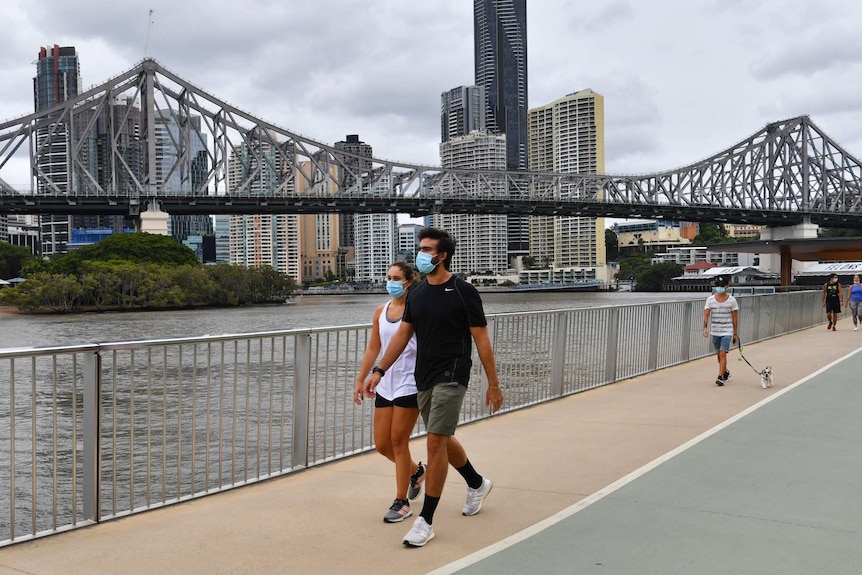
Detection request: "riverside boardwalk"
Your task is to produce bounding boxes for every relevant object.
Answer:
[1,326,860,575]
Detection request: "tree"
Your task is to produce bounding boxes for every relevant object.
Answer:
[617,252,651,282]
[819,227,860,238]
[605,228,619,262]
[634,262,684,292]
[692,223,730,245]
[0,242,34,279]
[49,232,199,275]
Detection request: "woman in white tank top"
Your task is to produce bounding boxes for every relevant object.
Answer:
[353,262,425,524]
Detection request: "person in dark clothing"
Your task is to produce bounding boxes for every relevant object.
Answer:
[822,273,843,331]
[364,228,504,548]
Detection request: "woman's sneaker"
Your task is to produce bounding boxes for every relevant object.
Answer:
[408,462,426,500]
[383,499,412,523]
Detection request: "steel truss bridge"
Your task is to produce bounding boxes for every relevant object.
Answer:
[1,58,861,227]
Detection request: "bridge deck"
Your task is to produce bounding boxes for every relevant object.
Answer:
[1,325,859,575]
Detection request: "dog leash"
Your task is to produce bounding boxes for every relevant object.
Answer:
[736,339,765,375]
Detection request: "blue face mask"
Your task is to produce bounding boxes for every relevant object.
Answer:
[714,286,726,294]
[386,280,405,298]
[415,251,438,274]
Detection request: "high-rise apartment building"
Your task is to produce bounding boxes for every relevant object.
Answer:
[34,45,135,255]
[441,86,486,143]
[436,131,509,274]
[333,134,372,277]
[474,0,529,261]
[297,159,341,283]
[331,135,396,284]
[528,89,606,279]
[213,215,230,263]
[227,131,300,279]
[34,45,81,256]
[153,109,213,243]
[397,223,422,262]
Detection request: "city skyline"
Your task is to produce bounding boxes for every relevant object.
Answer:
[1,0,860,191]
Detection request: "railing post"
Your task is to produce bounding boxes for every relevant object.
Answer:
[681,301,692,361]
[751,296,761,342]
[604,308,619,383]
[550,312,567,397]
[647,304,660,371]
[292,333,312,469]
[82,350,101,523]
[484,317,497,403]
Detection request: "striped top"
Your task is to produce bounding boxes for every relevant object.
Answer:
[705,294,739,337]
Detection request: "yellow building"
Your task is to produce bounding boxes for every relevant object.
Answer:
[296,160,341,283]
[528,89,606,280]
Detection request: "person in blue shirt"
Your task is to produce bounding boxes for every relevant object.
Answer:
[847,274,862,331]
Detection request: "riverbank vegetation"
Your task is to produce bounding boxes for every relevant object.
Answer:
[0,234,297,313]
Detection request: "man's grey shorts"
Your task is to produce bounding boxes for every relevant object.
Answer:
[417,382,467,436]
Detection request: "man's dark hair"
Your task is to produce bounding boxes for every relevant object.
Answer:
[418,227,456,270]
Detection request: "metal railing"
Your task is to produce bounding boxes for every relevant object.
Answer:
[0,290,824,546]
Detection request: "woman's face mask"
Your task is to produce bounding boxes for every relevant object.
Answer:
[386,280,406,297]
[714,286,726,294]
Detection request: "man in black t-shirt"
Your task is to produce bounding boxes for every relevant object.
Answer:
[822,273,843,331]
[365,228,504,548]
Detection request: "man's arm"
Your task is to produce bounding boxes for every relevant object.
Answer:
[470,325,503,413]
[702,307,711,338]
[822,283,827,305]
[731,309,739,343]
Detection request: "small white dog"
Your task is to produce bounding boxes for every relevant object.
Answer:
[760,366,773,389]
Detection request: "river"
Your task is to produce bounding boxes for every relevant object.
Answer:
[0,291,706,349]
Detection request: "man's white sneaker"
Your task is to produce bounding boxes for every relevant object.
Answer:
[462,477,493,516]
[403,516,435,547]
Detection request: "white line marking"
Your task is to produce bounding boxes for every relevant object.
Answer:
[428,346,862,575]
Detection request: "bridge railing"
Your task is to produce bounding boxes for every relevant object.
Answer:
[0,290,823,546]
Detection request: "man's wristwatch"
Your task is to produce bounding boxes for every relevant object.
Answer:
[372,366,386,377]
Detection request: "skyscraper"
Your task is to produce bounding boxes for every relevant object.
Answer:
[528,89,606,280]
[227,131,300,278]
[437,130,509,274]
[332,135,396,284]
[441,86,485,143]
[333,135,372,253]
[297,158,341,283]
[34,45,81,256]
[474,0,529,261]
[153,109,213,243]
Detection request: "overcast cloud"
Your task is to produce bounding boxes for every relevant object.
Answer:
[1,0,861,188]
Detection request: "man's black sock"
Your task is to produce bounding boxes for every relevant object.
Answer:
[420,495,440,524]
[456,459,483,489]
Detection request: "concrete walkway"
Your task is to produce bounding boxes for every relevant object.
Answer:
[1,325,860,575]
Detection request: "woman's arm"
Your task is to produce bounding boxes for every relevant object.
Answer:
[354,304,384,404]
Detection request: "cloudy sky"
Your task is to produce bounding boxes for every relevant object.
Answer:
[1,0,861,188]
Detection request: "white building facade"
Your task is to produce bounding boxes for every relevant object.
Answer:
[435,131,509,274]
[352,174,397,283]
[227,134,300,279]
